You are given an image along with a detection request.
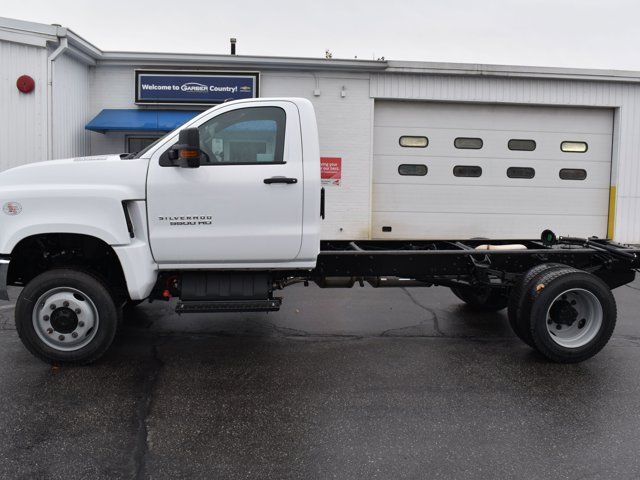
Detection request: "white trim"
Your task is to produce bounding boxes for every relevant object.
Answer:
[47,37,69,160]
[0,29,49,47]
[0,16,62,37]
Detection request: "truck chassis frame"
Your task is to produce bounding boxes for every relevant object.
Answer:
[306,237,639,290]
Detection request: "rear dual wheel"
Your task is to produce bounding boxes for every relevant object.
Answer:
[509,266,616,363]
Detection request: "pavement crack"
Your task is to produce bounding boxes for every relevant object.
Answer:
[132,342,164,480]
[398,287,445,336]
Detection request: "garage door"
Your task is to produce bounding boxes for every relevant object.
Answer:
[372,101,613,239]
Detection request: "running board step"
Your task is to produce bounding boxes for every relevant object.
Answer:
[175,298,282,314]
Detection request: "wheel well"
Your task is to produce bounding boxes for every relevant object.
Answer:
[7,233,128,298]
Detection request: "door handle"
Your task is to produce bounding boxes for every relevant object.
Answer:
[264,176,298,185]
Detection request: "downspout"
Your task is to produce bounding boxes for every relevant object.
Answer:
[47,36,69,160]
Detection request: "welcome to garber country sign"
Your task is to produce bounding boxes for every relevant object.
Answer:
[135,71,259,105]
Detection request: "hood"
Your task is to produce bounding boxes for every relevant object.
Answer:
[0,154,150,254]
[0,155,148,197]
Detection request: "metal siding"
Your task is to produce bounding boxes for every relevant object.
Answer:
[88,66,136,156]
[370,74,640,243]
[0,41,47,171]
[52,53,90,159]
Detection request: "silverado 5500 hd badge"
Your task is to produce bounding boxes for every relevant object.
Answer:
[158,215,212,226]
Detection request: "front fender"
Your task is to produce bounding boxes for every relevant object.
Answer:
[0,192,133,254]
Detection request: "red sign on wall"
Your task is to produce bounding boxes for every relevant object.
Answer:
[321,157,342,186]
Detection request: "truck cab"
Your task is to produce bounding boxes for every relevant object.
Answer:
[143,98,321,269]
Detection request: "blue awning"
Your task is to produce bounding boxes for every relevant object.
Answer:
[85,109,200,133]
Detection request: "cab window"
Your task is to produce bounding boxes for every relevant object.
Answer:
[197,107,286,165]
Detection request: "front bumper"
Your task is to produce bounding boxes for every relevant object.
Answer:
[0,257,9,301]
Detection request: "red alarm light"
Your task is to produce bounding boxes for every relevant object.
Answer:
[16,75,35,94]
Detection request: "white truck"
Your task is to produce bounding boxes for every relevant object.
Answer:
[0,98,637,365]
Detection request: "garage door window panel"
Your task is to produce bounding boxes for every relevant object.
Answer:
[508,139,536,151]
[559,168,587,180]
[454,137,483,150]
[398,164,428,176]
[453,165,482,177]
[507,167,535,179]
[399,136,428,148]
[197,107,286,165]
[561,141,588,153]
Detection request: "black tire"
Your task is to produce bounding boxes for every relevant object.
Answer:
[15,269,120,365]
[520,268,616,363]
[450,285,509,312]
[507,263,570,347]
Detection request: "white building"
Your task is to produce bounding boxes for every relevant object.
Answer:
[2,16,640,243]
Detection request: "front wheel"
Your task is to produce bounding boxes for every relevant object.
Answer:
[15,269,120,365]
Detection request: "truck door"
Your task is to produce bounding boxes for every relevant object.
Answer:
[146,101,304,265]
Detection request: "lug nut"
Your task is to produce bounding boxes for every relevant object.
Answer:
[63,301,69,307]
[43,315,49,322]
[71,332,78,339]
[75,308,81,315]
[547,319,552,324]
[556,325,562,330]
[47,328,53,334]
[50,304,57,310]
[58,335,65,341]
[578,319,586,329]
[78,321,85,328]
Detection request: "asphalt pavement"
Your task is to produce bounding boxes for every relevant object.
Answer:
[1,281,640,479]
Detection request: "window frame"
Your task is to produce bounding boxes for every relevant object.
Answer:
[399,135,429,148]
[126,135,163,155]
[508,139,537,152]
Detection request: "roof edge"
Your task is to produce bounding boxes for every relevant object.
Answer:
[385,60,640,83]
[98,51,388,71]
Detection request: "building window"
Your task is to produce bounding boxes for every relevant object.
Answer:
[398,164,428,176]
[508,139,536,151]
[399,136,428,148]
[561,141,588,153]
[559,168,587,180]
[454,137,483,149]
[126,136,162,154]
[453,165,482,177]
[198,106,286,164]
[507,167,535,179]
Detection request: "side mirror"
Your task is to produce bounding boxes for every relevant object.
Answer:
[173,128,202,168]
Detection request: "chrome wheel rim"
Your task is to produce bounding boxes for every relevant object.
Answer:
[545,288,602,349]
[32,287,99,352]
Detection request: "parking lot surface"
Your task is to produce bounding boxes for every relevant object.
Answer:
[2,282,640,479]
